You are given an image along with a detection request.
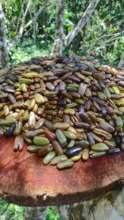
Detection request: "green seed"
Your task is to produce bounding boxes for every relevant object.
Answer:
[19,77,33,84]
[34,93,48,104]
[53,122,70,129]
[33,136,50,146]
[91,143,109,151]
[27,145,43,153]
[43,151,56,165]
[114,116,123,131]
[22,72,41,78]
[24,129,44,138]
[56,129,67,146]
[50,155,67,165]
[57,160,74,170]
[64,131,77,140]
[90,151,106,158]
[67,140,75,148]
[64,108,75,115]
[14,121,23,135]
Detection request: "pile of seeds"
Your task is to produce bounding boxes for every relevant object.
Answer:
[0,56,124,170]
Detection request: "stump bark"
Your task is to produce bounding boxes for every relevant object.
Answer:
[0,137,124,206]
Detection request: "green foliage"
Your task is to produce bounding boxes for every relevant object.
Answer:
[46,208,61,220]
[0,199,24,220]
[10,39,50,64]
[3,0,124,66]
[0,199,62,220]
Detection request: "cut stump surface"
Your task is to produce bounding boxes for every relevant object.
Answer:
[0,137,124,206]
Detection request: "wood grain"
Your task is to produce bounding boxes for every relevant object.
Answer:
[0,137,124,206]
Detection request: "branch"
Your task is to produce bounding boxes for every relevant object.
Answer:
[65,0,100,46]
[18,0,32,39]
[23,2,50,30]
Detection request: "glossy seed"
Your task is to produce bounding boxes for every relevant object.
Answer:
[66,146,82,157]
[52,140,64,155]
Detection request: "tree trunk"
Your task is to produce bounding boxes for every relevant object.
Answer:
[65,0,101,47]
[24,207,48,220]
[0,4,8,68]
[52,0,65,57]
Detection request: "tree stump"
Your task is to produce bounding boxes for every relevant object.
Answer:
[0,136,124,207]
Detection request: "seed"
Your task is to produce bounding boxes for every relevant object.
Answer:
[3,105,9,116]
[108,148,120,155]
[114,116,123,131]
[0,118,16,126]
[27,145,43,153]
[22,72,41,78]
[91,143,109,151]
[34,93,48,104]
[24,129,44,137]
[28,111,36,128]
[50,155,67,165]
[43,151,56,165]
[46,82,55,91]
[57,160,74,170]
[21,83,27,92]
[14,121,23,135]
[19,77,33,84]
[37,144,53,157]
[67,140,75,148]
[14,135,24,151]
[56,129,67,146]
[33,104,38,113]
[64,131,77,140]
[93,128,112,140]
[66,146,82,157]
[28,99,36,110]
[98,119,115,133]
[33,136,50,146]
[8,94,16,104]
[90,151,106,158]
[71,154,81,162]
[76,140,89,148]
[81,149,89,161]
[34,118,45,129]
[6,124,16,136]
[64,108,75,115]
[53,122,70,129]
[79,83,87,96]
[44,129,56,141]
